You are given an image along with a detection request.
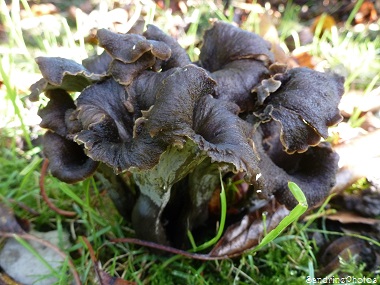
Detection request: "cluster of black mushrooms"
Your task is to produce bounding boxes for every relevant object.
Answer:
[30,21,344,248]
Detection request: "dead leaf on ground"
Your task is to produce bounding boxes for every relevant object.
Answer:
[0,202,26,235]
[326,211,379,225]
[30,3,59,17]
[339,88,380,117]
[291,48,321,69]
[311,14,336,35]
[97,271,136,285]
[0,270,23,285]
[330,128,380,197]
[209,203,290,257]
[82,237,136,285]
[355,0,378,24]
[317,236,378,276]
[0,202,81,285]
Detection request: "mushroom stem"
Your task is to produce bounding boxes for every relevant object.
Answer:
[130,139,207,244]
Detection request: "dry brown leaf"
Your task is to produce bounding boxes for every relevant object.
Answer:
[98,270,136,285]
[331,129,380,195]
[318,236,377,276]
[326,211,379,225]
[311,14,336,35]
[0,271,23,285]
[30,3,58,16]
[209,204,290,257]
[291,48,321,69]
[355,0,378,24]
[82,237,136,285]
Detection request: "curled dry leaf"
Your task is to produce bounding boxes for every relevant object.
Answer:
[0,202,81,285]
[82,237,136,285]
[209,204,290,257]
[317,236,378,276]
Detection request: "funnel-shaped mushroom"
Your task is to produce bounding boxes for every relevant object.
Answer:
[252,121,339,208]
[253,67,344,153]
[199,21,274,111]
[29,22,345,249]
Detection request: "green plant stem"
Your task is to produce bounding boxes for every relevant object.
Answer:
[251,182,308,253]
[188,170,227,252]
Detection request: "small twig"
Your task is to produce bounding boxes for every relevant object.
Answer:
[110,238,228,260]
[0,231,81,285]
[39,159,76,217]
[82,236,97,264]
[82,236,103,283]
[83,237,137,285]
[5,198,40,216]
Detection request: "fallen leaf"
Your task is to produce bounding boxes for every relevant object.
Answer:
[30,3,59,17]
[317,236,377,276]
[355,0,378,24]
[339,88,380,116]
[209,203,290,257]
[0,270,23,285]
[0,230,71,285]
[291,48,321,69]
[82,237,136,285]
[326,211,379,225]
[0,202,81,285]
[311,14,336,35]
[98,271,136,285]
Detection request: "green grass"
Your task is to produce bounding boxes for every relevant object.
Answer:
[1,0,380,284]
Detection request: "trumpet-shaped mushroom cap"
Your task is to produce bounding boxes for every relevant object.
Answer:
[43,131,99,183]
[37,89,76,137]
[29,57,105,101]
[82,51,112,75]
[199,21,274,71]
[254,67,344,153]
[198,21,274,111]
[29,21,345,246]
[97,29,171,63]
[253,121,339,208]
[143,24,192,70]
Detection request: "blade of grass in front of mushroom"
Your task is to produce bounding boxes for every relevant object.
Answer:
[250,182,308,253]
[187,170,227,252]
[301,193,336,232]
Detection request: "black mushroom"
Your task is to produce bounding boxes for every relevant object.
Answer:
[30,21,344,247]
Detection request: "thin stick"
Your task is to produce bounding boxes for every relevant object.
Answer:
[39,159,76,217]
[6,198,40,216]
[110,238,229,260]
[82,236,103,283]
[83,237,137,285]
